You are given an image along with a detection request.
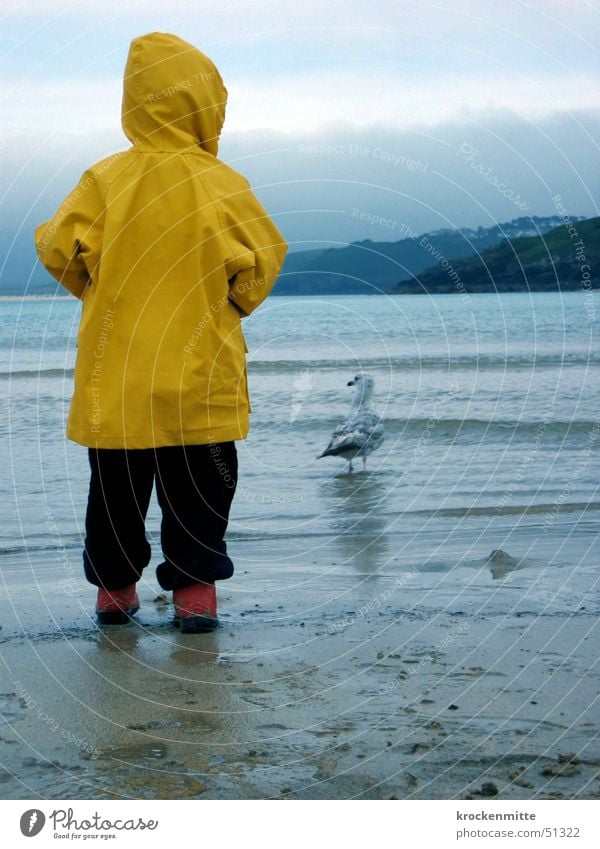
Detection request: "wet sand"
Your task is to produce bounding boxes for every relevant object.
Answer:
[1,521,599,800]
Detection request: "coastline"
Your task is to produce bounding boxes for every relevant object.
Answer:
[0,295,72,302]
[0,290,597,301]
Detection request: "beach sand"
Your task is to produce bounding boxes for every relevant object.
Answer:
[0,521,599,800]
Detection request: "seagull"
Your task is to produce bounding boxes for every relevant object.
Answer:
[318,373,384,472]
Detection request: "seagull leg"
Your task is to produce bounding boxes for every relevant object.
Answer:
[348,460,353,474]
[362,456,367,472]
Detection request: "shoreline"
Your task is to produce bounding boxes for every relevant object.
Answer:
[1,521,598,800]
[0,290,598,301]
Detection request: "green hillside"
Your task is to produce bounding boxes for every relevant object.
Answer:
[274,216,579,295]
[390,217,599,295]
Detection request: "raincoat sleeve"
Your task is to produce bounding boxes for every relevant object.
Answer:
[222,182,287,317]
[34,170,105,300]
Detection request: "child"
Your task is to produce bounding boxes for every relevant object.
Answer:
[34,32,287,632]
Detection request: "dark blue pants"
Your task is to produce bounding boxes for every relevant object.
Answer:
[83,442,237,591]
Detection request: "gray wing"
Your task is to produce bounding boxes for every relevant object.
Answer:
[319,409,384,457]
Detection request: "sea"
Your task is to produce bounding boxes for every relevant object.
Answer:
[1,291,599,584]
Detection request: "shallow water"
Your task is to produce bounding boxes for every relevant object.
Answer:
[1,292,598,566]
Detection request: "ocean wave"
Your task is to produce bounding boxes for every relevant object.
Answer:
[2,351,599,380]
[0,368,74,380]
[407,502,600,519]
[246,354,600,371]
[1,501,598,557]
[278,417,600,440]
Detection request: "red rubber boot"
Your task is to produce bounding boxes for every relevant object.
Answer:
[96,584,140,624]
[173,582,218,633]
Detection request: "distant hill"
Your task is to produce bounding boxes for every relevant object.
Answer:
[273,216,586,295]
[389,216,599,295]
[0,214,592,296]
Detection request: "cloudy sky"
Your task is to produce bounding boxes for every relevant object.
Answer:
[2,0,599,254]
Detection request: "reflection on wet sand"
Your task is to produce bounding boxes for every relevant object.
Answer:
[319,472,390,572]
[66,622,249,797]
[1,522,598,800]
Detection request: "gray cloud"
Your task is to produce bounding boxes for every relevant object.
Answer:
[3,103,598,294]
[222,107,599,247]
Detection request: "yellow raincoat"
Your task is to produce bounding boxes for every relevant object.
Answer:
[35,32,287,449]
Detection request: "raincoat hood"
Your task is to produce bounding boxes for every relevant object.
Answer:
[121,32,227,155]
